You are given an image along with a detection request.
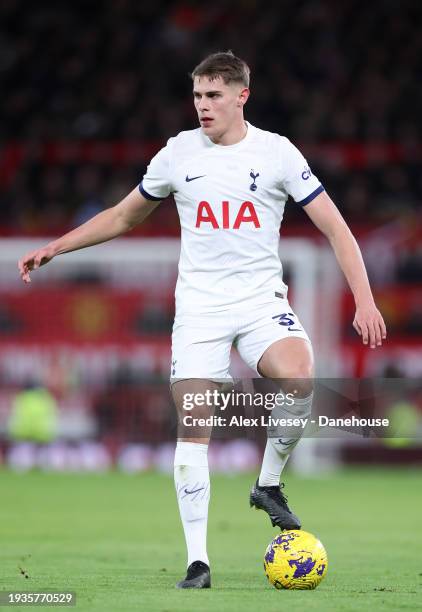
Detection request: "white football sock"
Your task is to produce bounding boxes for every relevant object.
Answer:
[259,393,313,487]
[174,441,210,567]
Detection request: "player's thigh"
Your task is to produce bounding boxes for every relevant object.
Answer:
[236,299,313,392]
[258,336,314,379]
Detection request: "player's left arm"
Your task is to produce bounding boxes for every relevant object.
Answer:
[303,190,387,348]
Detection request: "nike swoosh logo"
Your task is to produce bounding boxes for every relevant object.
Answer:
[186,175,206,182]
[277,439,297,446]
[184,486,205,495]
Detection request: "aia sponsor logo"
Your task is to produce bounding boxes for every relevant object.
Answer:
[195,201,260,229]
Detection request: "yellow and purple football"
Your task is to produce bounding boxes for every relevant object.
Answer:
[264,530,328,590]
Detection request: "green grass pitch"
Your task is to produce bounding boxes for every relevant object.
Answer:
[0,467,421,611]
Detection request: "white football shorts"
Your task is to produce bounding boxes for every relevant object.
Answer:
[170,295,311,381]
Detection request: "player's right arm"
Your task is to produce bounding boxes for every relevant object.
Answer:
[18,187,160,283]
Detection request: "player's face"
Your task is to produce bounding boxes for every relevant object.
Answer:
[193,76,249,142]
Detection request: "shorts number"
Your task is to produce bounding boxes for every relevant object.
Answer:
[272,312,302,332]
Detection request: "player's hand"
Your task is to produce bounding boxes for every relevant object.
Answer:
[18,245,56,284]
[353,301,387,349]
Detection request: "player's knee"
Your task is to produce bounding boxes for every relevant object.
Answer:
[279,361,314,396]
[284,380,313,399]
[287,362,313,379]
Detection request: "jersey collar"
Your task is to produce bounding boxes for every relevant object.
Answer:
[201,121,255,150]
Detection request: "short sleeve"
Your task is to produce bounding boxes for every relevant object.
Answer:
[139,140,173,201]
[280,137,324,206]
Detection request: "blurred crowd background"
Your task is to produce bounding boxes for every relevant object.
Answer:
[0,0,421,469]
[1,0,421,236]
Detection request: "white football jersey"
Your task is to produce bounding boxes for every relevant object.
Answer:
[140,122,323,313]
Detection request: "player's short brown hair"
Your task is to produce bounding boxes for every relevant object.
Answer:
[191,51,250,88]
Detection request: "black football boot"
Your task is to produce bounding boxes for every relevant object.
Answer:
[176,561,211,589]
[250,479,301,530]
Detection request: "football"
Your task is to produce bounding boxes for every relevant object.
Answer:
[264,530,328,590]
